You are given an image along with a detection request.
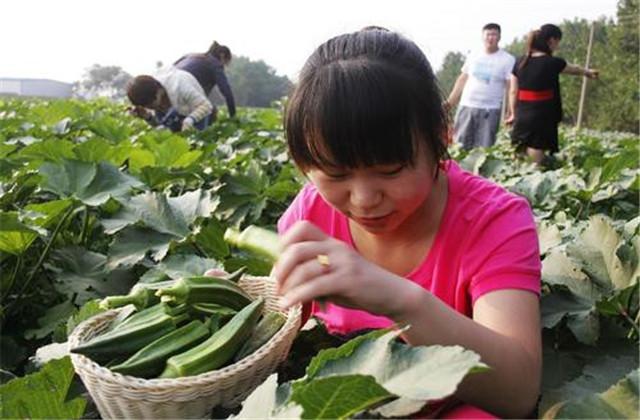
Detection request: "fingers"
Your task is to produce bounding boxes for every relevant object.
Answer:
[279,271,338,310]
[277,251,332,295]
[273,239,329,292]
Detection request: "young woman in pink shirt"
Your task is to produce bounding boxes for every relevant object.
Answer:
[273,28,542,419]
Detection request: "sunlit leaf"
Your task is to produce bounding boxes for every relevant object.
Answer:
[0,357,86,419]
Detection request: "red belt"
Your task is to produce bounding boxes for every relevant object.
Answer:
[518,89,554,101]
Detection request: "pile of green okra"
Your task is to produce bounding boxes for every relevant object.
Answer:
[70,268,286,379]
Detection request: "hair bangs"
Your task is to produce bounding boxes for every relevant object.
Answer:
[289,60,418,171]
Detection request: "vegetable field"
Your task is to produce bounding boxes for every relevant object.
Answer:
[0,98,638,418]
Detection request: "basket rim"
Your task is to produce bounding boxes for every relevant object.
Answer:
[69,276,301,390]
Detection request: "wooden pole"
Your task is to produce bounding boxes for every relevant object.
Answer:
[576,21,595,131]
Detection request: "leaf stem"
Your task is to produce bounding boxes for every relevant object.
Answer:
[618,302,640,336]
[80,205,90,245]
[192,241,208,258]
[1,254,22,301]
[6,205,75,315]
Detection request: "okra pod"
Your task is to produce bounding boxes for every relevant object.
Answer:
[224,226,281,263]
[99,280,178,311]
[233,311,286,361]
[159,297,265,378]
[190,302,237,318]
[71,310,180,363]
[224,225,327,310]
[155,276,252,310]
[110,319,210,378]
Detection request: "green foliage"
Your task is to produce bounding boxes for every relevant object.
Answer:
[1,96,637,418]
[238,328,485,419]
[436,51,465,97]
[0,357,86,419]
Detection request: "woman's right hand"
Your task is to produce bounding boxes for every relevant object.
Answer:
[586,69,599,79]
[273,221,421,318]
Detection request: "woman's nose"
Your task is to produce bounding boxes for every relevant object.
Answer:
[349,181,382,210]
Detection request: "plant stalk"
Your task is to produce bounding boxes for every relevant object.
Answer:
[6,206,74,315]
[1,254,22,301]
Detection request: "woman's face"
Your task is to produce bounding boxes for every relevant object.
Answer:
[548,37,561,52]
[306,146,437,235]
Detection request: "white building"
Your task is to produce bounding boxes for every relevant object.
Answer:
[0,78,73,98]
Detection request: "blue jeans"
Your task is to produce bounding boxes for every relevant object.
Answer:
[156,108,213,132]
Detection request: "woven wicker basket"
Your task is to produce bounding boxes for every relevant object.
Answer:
[69,275,301,419]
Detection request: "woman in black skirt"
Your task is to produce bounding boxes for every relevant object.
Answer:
[506,24,598,165]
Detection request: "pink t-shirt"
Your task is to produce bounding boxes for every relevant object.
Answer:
[277,160,541,335]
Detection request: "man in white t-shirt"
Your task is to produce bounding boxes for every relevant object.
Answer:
[446,23,515,150]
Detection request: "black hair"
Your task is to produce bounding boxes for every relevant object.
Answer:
[208,41,232,62]
[284,28,448,174]
[127,75,162,106]
[519,24,563,70]
[483,23,501,33]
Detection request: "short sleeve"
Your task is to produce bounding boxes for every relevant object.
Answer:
[511,57,522,76]
[461,54,472,74]
[467,197,541,303]
[554,57,567,74]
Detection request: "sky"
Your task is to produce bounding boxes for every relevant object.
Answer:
[2,0,619,84]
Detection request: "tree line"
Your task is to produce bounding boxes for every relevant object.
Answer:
[436,0,639,133]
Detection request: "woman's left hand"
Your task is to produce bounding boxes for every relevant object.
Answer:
[273,221,415,317]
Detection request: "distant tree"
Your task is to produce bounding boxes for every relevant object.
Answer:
[73,64,132,100]
[211,56,293,108]
[436,51,466,97]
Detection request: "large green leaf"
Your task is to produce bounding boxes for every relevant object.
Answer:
[543,369,639,419]
[538,220,563,255]
[51,246,133,303]
[40,160,143,206]
[0,200,71,255]
[17,138,76,164]
[107,227,175,268]
[102,190,216,236]
[291,374,393,419]
[541,355,637,415]
[139,131,202,168]
[542,250,604,301]
[0,212,39,255]
[306,329,390,378]
[542,289,595,329]
[86,115,132,143]
[300,329,486,407]
[138,254,220,283]
[569,215,637,290]
[74,137,132,166]
[194,217,230,259]
[0,356,86,419]
[24,300,76,340]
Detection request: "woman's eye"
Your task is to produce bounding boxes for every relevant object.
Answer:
[325,172,348,180]
[379,166,404,176]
